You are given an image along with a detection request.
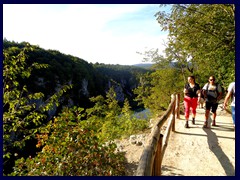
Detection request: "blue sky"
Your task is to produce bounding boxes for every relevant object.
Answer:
[3,4,170,65]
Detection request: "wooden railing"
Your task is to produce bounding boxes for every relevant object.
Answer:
[136,93,181,176]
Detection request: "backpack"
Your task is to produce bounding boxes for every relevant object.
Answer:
[204,83,224,102]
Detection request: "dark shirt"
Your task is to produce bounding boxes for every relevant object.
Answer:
[185,83,200,98]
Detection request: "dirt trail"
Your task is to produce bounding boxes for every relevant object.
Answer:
[122,105,235,176]
[160,106,235,176]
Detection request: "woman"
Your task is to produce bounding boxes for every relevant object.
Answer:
[183,76,201,128]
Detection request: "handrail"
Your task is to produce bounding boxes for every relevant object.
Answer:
[136,93,180,176]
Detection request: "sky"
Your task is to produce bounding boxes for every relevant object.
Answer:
[3,4,169,65]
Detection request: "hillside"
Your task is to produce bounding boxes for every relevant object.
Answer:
[3,39,153,175]
[3,39,150,113]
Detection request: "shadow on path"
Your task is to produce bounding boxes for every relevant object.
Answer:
[202,120,235,176]
[161,165,182,176]
[174,131,235,140]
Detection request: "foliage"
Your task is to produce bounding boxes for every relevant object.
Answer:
[134,68,183,114]
[154,4,235,88]
[3,40,150,176]
[84,87,149,142]
[4,39,151,110]
[3,46,72,175]
[134,4,235,111]
[10,95,148,176]
[93,63,151,108]
[10,108,126,176]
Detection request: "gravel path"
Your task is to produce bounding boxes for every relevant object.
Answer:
[121,105,235,176]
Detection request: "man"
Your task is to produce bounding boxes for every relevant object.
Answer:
[202,76,222,128]
[223,82,235,128]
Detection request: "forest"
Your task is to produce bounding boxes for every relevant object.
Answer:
[3,4,235,176]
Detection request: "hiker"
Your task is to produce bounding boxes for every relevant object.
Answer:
[183,75,201,128]
[223,82,235,127]
[202,76,222,128]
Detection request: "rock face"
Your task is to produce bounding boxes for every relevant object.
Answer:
[107,80,125,103]
[81,79,89,97]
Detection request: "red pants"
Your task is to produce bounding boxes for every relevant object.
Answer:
[184,96,198,119]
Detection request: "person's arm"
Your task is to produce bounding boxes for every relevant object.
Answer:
[196,84,201,102]
[183,84,188,94]
[223,90,232,109]
[197,89,201,103]
[202,83,207,98]
[183,88,187,94]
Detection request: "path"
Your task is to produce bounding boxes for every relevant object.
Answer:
[161,106,235,176]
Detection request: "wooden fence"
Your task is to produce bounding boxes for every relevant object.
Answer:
[136,93,181,176]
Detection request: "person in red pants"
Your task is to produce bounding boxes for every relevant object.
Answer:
[183,75,201,128]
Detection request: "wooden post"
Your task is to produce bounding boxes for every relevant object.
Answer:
[176,93,180,119]
[153,134,163,176]
[136,93,179,176]
[136,126,160,176]
[172,99,176,132]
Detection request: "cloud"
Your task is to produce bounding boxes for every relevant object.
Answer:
[3,4,168,65]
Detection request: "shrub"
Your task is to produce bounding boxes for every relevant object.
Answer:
[10,108,126,176]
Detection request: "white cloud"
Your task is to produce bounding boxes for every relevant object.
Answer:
[3,4,168,65]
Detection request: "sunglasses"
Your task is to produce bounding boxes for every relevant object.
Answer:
[209,79,215,81]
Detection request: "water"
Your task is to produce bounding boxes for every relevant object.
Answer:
[133,109,151,120]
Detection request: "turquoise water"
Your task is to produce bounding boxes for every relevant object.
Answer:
[133,109,151,120]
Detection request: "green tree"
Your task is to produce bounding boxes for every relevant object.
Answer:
[83,87,148,142]
[134,68,182,114]
[3,46,72,175]
[155,4,235,87]
[105,87,121,119]
[121,98,132,120]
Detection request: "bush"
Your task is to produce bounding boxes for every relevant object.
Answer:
[10,108,126,176]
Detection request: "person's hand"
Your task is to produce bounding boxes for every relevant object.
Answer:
[223,102,228,109]
[197,97,200,104]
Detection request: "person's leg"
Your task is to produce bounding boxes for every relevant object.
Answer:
[184,96,191,128]
[191,98,198,124]
[211,103,218,126]
[204,102,211,128]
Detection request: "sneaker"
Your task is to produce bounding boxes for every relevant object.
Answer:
[192,118,195,125]
[212,120,216,126]
[203,121,208,128]
[185,121,189,128]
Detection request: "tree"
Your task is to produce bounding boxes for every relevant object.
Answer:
[121,98,132,120]
[134,68,182,114]
[105,87,121,119]
[3,46,72,175]
[155,4,235,87]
